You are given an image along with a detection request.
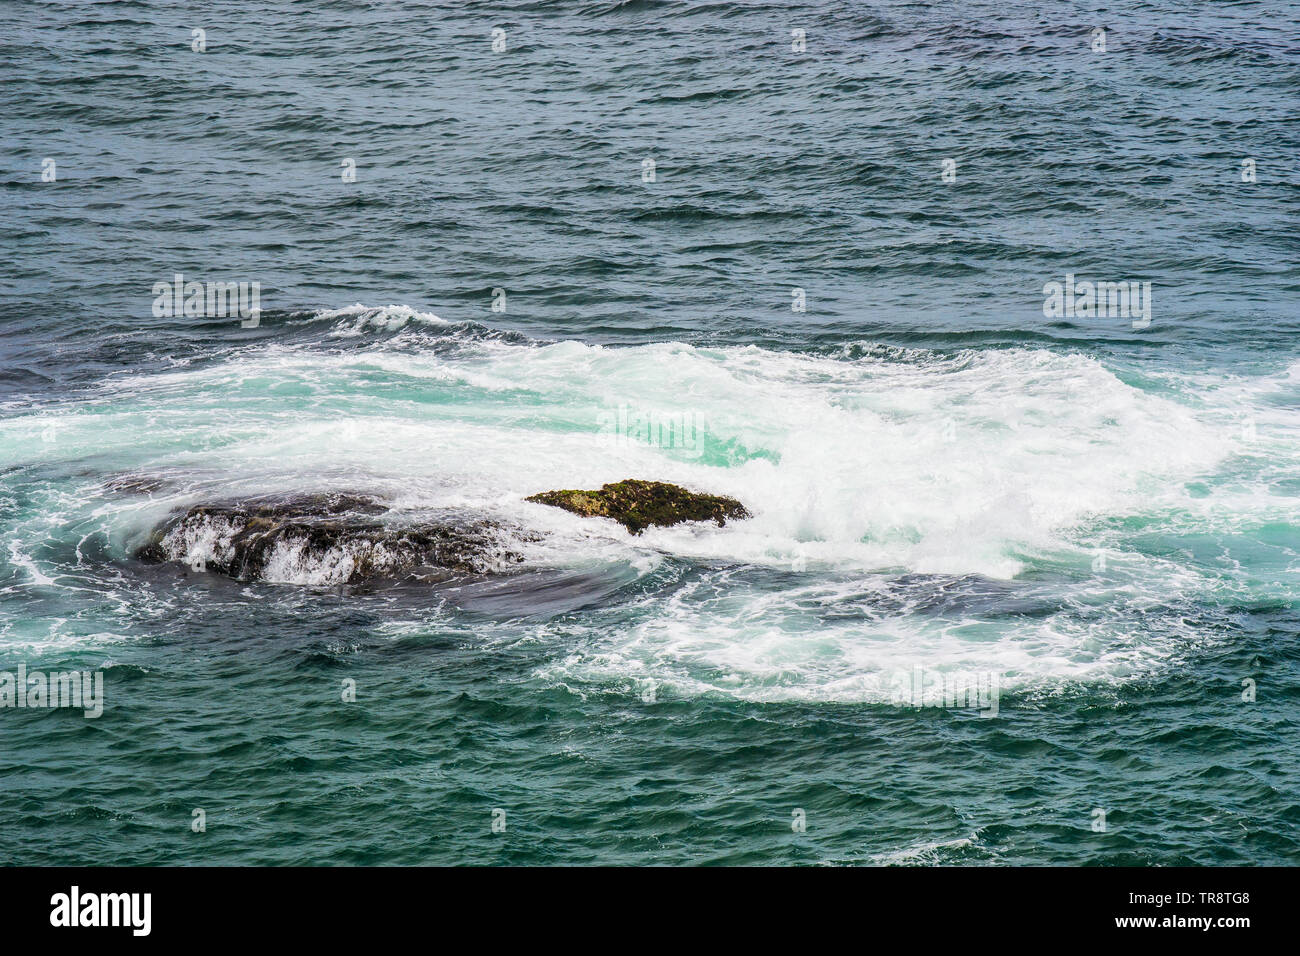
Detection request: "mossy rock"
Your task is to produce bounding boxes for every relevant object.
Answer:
[526,479,749,535]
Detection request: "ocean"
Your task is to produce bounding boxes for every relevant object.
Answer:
[1,0,1298,865]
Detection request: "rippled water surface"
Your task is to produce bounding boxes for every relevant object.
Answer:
[1,1,1298,864]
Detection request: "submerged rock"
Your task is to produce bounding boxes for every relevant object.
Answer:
[136,492,527,585]
[101,473,175,496]
[526,479,749,535]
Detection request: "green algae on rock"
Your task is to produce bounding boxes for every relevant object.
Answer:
[526,479,749,535]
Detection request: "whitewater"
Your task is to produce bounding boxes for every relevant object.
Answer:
[5,306,1296,708]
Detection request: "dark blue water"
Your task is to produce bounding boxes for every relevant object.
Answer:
[1,1,1298,865]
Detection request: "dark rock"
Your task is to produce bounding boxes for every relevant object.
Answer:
[135,493,526,584]
[526,479,749,535]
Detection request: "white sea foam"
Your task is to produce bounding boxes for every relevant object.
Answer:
[7,540,57,587]
[92,333,1240,575]
[8,309,1299,697]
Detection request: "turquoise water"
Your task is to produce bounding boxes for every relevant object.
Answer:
[1,1,1298,865]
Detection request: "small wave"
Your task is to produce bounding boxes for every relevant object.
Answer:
[310,303,451,337]
[867,834,987,866]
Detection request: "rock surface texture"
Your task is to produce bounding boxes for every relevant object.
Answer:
[526,479,749,535]
[136,493,524,584]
